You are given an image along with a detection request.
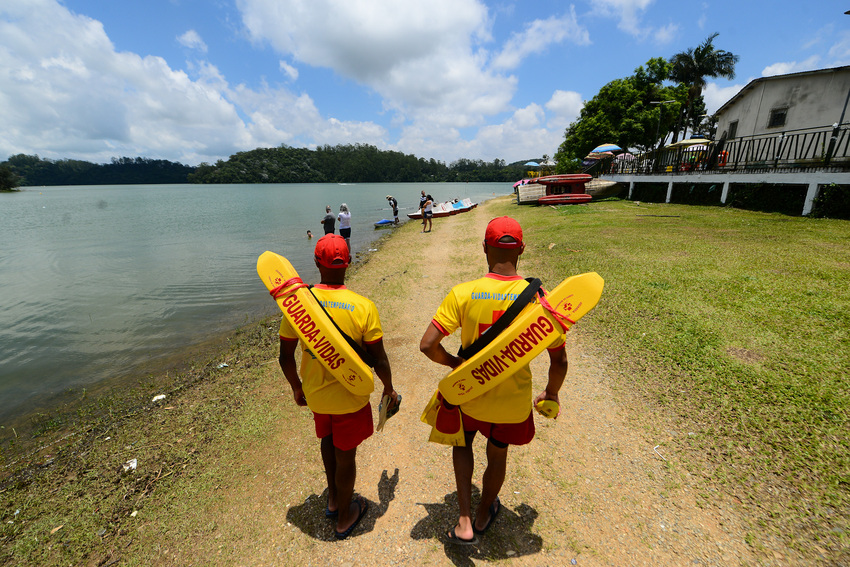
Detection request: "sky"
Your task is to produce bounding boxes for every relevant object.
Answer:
[2,1,850,167]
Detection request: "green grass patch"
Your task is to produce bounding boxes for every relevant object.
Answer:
[492,198,850,557]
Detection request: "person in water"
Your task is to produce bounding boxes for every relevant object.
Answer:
[419,216,568,545]
[278,234,398,540]
[307,230,313,239]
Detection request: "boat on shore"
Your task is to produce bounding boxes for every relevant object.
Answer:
[407,198,477,219]
[515,174,592,205]
[537,193,593,205]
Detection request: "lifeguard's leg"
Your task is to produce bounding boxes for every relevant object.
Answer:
[320,435,337,511]
[450,431,477,539]
[334,445,358,532]
[475,440,507,530]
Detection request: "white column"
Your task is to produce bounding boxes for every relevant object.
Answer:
[803,182,820,215]
[666,181,674,203]
[721,181,730,204]
[628,181,635,199]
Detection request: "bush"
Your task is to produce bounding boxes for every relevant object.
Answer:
[726,183,807,216]
[669,183,723,206]
[810,184,850,219]
[0,165,20,191]
[629,182,668,203]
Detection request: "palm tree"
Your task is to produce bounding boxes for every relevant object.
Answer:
[669,33,739,143]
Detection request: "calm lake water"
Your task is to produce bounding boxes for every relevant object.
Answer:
[0,182,512,424]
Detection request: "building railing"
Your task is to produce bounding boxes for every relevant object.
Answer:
[598,124,850,176]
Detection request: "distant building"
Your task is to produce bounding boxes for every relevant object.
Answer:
[715,65,850,140]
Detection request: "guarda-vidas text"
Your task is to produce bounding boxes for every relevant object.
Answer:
[281,293,346,370]
[470,315,556,385]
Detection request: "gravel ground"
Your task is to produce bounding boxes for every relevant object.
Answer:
[177,201,798,566]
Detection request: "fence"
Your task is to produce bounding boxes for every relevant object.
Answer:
[596,124,850,176]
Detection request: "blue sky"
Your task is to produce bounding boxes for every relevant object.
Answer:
[2,0,849,166]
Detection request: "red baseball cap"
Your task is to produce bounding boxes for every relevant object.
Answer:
[484,216,524,249]
[314,234,350,268]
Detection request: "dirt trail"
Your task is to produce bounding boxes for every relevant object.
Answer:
[203,203,761,566]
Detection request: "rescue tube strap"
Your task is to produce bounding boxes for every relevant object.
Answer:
[538,294,576,331]
[307,286,378,368]
[270,277,309,299]
[456,277,542,360]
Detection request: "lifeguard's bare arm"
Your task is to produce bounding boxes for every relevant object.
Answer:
[364,338,398,407]
[278,338,307,406]
[419,322,463,369]
[534,346,569,406]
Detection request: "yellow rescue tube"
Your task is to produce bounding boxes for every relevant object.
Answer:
[438,272,603,405]
[257,251,374,396]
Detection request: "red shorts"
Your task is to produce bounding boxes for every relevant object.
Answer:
[313,403,373,452]
[460,410,535,447]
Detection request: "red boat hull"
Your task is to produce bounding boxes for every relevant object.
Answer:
[537,194,593,205]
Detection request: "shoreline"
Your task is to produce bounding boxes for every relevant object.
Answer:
[0,213,408,444]
[0,223,400,466]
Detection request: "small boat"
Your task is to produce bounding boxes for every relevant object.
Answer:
[407,198,477,219]
[538,194,593,205]
[515,174,593,205]
[374,219,396,228]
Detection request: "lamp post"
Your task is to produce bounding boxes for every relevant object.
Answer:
[651,100,675,171]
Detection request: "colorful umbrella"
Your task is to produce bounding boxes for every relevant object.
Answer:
[524,161,540,167]
[590,143,622,153]
[614,152,636,160]
[584,151,614,160]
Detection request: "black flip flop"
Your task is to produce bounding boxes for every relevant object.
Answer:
[473,497,500,535]
[446,526,479,546]
[334,498,368,540]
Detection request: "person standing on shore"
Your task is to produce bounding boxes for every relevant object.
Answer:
[422,194,433,233]
[321,205,335,235]
[278,234,398,540]
[386,195,399,224]
[338,203,352,249]
[418,216,569,545]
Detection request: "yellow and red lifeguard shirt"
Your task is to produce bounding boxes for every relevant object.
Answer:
[279,284,383,415]
[432,273,566,423]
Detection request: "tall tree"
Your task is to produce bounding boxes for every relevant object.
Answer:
[669,33,739,143]
[555,58,684,170]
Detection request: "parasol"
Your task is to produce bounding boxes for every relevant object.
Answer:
[590,143,622,153]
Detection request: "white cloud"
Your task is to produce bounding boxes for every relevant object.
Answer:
[491,8,590,70]
[827,30,850,65]
[0,0,395,164]
[545,90,583,127]
[279,60,298,81]
[235,0,517,149]
[653,22,678,45]
[761,56,821,77]
[177,30,207,53]
[593,0,655,38]
[703,81,748,114]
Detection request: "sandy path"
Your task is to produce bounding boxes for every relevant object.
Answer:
[204,202,761,566]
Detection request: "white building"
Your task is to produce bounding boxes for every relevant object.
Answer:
[715,65,850,140]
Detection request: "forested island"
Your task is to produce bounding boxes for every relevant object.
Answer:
[1,144,533,189]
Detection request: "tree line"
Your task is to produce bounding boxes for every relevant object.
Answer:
[1,155,195,188]
[187,144,527,184]
[1,146,533,189]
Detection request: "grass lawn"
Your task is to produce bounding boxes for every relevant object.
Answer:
[495,197,849,555]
